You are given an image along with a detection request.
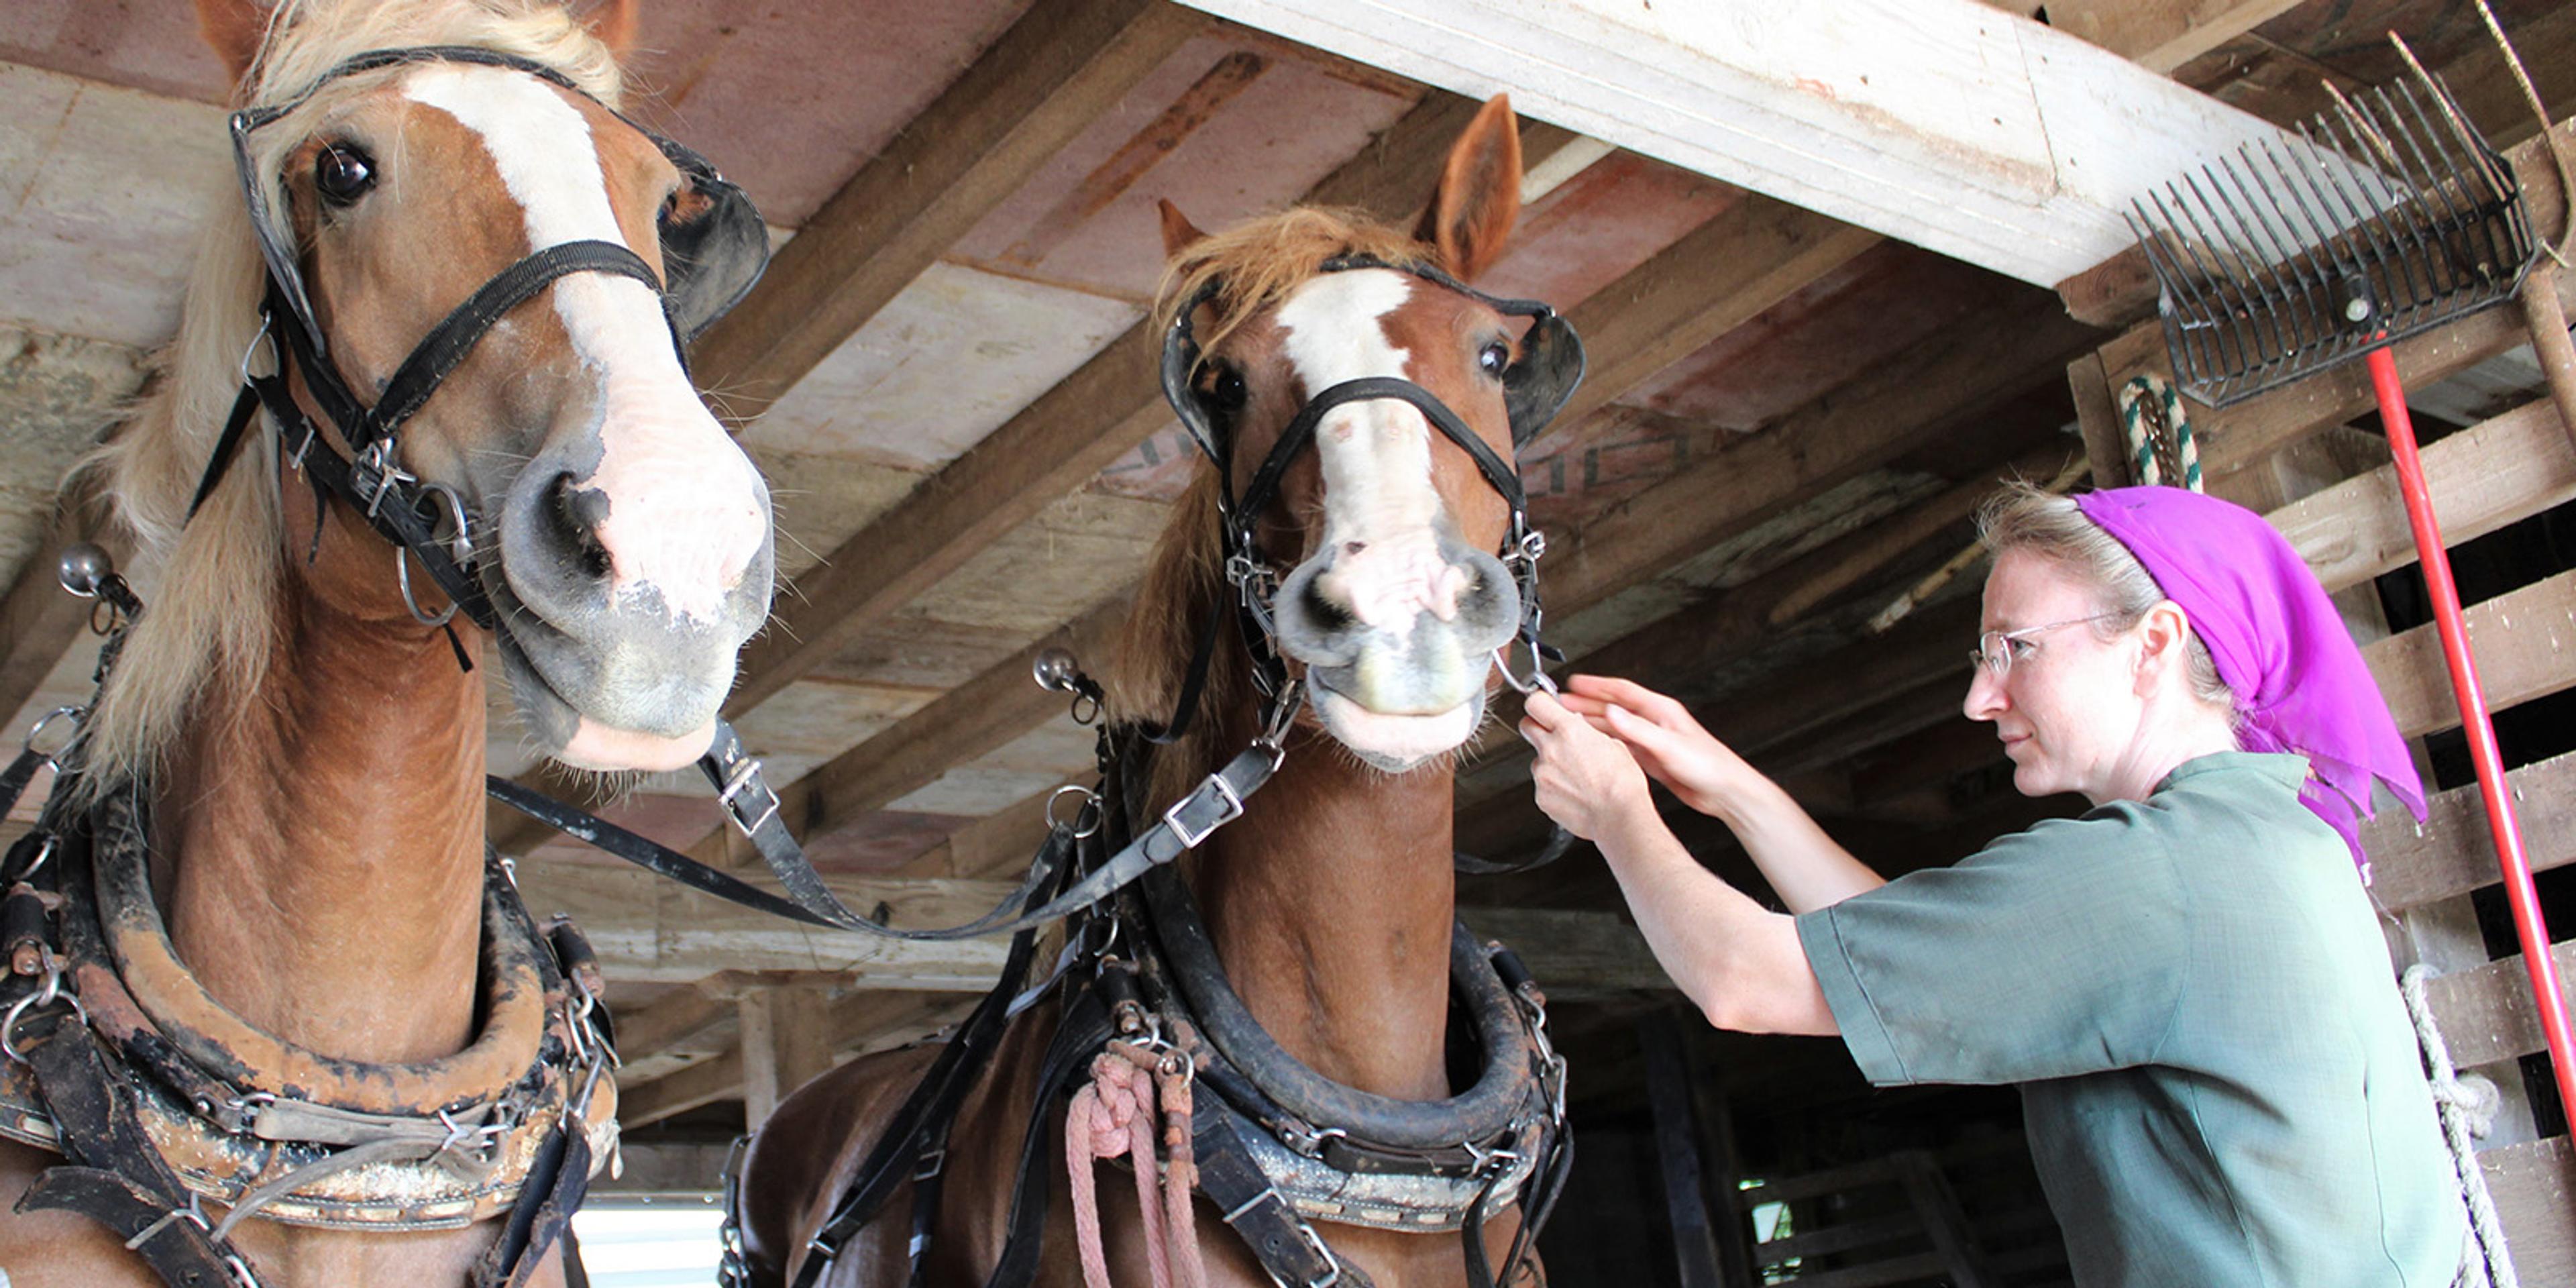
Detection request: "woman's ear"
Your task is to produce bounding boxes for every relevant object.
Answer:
[2133,600,2192,696]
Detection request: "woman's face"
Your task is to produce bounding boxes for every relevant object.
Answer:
[1963,550,2146,804]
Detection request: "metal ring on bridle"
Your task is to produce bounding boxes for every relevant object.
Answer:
[23,705,85,767]
[394,545,459,629]
[417,480,476,569]
[1047,784,1104,839]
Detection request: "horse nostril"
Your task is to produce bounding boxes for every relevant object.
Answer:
[546,473,614,582]
[1343,541,1367,557]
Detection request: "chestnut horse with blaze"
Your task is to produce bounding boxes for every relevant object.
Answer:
[0,1,773,1285]
[739,97,1572,1288]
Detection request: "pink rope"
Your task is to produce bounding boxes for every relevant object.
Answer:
[1067,1044,1207,1288]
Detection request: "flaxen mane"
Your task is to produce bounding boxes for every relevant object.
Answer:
[1111,206,1432,811]
[76,0,626,786]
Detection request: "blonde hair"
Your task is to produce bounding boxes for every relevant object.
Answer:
[76,0,626,786]
[1976,480,2235,710]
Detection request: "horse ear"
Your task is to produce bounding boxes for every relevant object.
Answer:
[1414,94,1523,282]
[193,0,270,83]
[1159,199,1208,260]
[582,0,643,56]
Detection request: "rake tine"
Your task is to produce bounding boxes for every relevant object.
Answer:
[2320,107,2430,335]
[2255,133,2353,347]
[2144,185,2238,382]
[2224,146,2333,360]
[2188,168,2298,380]
[2165,178,2269,385]
[2395,74,2519,294]
[2129,207,2221,387]
[2384,80,2485,309]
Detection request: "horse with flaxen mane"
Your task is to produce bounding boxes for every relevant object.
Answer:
[0,1,775,1284]
[735,96,1582,1288]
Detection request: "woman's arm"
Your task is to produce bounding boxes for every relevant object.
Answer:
[1554,675,1887,913]
[1521,691,1836,1035]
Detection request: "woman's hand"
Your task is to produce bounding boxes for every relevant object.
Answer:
[1554,675,1758,820]
[1521,690,1652,842]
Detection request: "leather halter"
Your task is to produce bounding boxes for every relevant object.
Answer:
[1150,256,1586,742]
[189,44,771,636]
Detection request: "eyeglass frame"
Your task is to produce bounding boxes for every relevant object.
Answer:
[1966,611,2129,681]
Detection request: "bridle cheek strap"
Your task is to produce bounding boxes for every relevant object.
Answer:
[188,238,669,634]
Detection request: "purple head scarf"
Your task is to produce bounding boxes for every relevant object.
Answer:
[2072,487,2425,877]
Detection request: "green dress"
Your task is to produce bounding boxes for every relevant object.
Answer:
[1796,752,2467,1287]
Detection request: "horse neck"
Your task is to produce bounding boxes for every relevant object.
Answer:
[1193,721,1458,1102]
[154,555,489,1065]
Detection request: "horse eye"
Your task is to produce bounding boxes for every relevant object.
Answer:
[1479,340,1510,377]
[1200,367,1248,413]
[313,144,376,205]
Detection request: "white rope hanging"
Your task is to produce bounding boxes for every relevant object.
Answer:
[2402,963,2520,1288]
[2117,373,2202,492]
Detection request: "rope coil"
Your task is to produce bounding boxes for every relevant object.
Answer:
[2402,964,2518,1288]
[2118,374,2202,492]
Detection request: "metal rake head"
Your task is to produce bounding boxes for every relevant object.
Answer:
[2127,69,2538,407]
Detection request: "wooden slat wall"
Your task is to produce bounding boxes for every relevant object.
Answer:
[2092,206,2576,1275]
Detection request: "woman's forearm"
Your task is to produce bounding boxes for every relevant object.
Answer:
[1594,809,1835,1036]
[1709,773,1887,914]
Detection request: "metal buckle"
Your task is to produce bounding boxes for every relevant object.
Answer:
[1293,1220,1344,1288]
[1162,770,1245,850]
[913,1144,946,1181]
[285,422,319,472]
[718,755,782,838]
[350,438,415,521]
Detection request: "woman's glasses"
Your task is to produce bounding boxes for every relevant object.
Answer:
[1968,612,2124,680]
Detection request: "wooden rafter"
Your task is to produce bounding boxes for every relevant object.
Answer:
[688,0,1208,417]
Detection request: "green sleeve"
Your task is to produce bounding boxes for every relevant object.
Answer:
[1793,804,2190,1087]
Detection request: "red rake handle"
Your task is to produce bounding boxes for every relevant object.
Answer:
[2368,345,2576,1130]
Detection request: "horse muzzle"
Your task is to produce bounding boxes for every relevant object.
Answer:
[1273,531,1519,769]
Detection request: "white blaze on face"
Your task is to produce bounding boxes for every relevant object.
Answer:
[401,66,764,623]
[1277,269,1470,633]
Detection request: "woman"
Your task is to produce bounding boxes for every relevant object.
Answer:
[1523,483,2469,1287]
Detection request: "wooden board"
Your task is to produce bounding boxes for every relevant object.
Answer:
[1176,0,2300,284]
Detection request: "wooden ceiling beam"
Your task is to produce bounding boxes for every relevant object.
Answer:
[688,0,1207,415]
[1177,0,2299,284]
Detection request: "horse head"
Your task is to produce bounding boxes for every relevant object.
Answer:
[1146,95,1576,775]
[174,0,773,774]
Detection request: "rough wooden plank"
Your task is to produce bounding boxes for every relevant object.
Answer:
[2067,352,2133,490]
[2045,0,2304,74]
[738,984,836,1128]
[519,862,1012,988]
[2363,569,2576,741]
[1178,0,2298,284]
[2483,1134,2576,1284]
[616,1047,743,1128]
[2422,938,2576,1069]
[2368,751,2576,914]
[1546,292,2097,623]
[1549,199,1882,435]
[1458,907,1670,995]
[2273,400,2576,598]
[688,0,1204,415]
[612,971,759,1063]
